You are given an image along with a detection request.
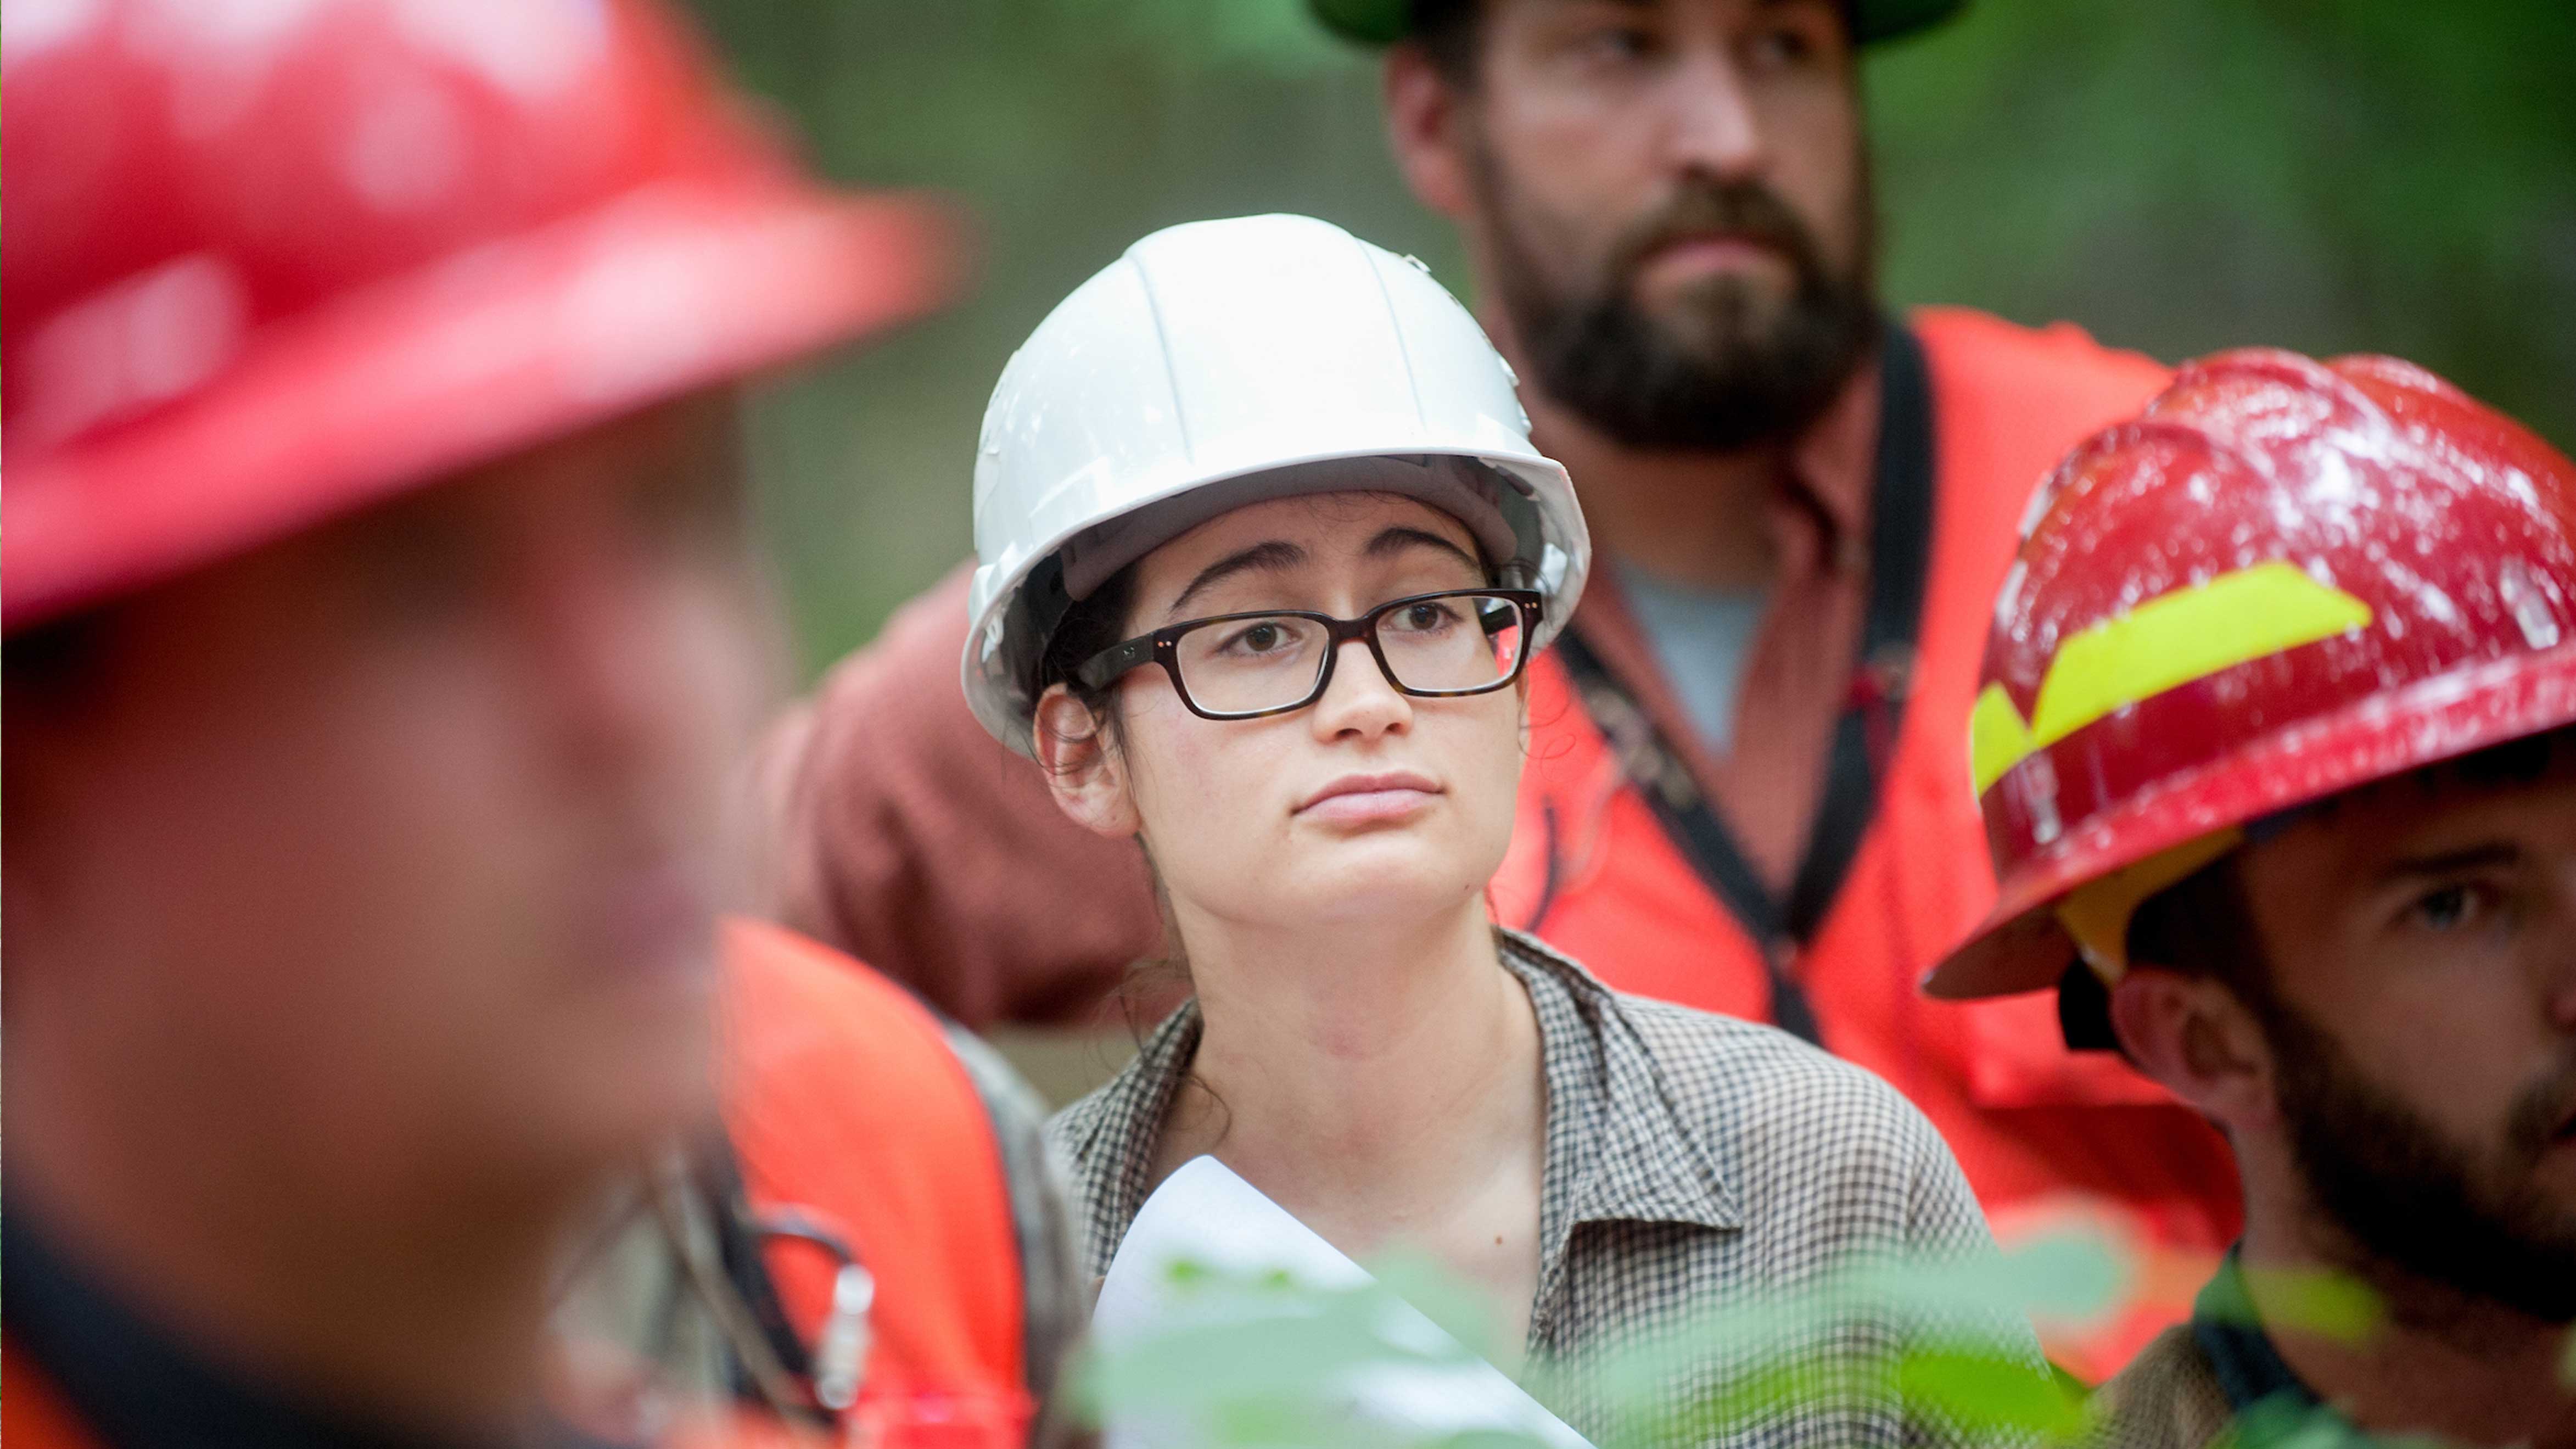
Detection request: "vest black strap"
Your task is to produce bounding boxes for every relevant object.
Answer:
[1539,322,1937,1044]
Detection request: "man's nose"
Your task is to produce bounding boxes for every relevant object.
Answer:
[1308,636,1412,741]
[514,541,709,782]
[2542,896,2576,1034]
[1661,48,1767,181]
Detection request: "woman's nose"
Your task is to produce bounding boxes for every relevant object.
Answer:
[1308,636,1412,741]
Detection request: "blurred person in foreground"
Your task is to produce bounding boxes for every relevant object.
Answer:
[1926,349,2576,1447]
[2,2,1076,1446]
[760,0,2225,1374]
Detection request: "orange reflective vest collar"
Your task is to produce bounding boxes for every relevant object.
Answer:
[1487,307,2243,1380]
[719,917,1032,1442]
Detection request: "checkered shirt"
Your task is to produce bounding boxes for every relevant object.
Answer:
[1046,929,2039,1447]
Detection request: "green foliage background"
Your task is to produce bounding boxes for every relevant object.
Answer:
[681,0,2576,678]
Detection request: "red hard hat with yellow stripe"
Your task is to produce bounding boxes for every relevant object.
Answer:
[1928,349,2576,1002]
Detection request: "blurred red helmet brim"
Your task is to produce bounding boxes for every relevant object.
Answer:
[3,181,956,633]
[3,0,962,633]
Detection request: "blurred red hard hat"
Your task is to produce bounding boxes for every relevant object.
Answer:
[2,0,955,633]
[1929,349,2576,1001]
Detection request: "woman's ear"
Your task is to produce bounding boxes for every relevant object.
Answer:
[1034,685,1142,839]
[2108,966,2280,1137]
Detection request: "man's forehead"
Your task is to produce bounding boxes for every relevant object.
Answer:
[1494,0,1855,30]
[2261,736,2576,881]
[1494,0,1833,19]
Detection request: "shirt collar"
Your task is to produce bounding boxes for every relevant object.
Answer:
[1060,933,1746,1295]
[1059,1000,1202,1273]
[1505,931,1743,1241]
[1789,348,1884,561]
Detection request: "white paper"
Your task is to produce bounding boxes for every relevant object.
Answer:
[1093,1155,1595,1449]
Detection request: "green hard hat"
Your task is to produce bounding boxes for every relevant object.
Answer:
[1309,0,1964,48]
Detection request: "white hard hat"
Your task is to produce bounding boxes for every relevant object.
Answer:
[962,213,1591,754]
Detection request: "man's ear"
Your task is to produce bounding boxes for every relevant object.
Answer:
[2108,966,2281,1136]
[1384,44,1474,220]
[1033,685,1142,840]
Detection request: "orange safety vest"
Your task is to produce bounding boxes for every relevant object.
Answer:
[1487,306,2243,1380]
[719,917,1034,1446]
[1,922,1032,1449]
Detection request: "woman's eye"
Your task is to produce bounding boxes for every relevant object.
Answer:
[1395,602,1459,632]
[1214,619,1309,658]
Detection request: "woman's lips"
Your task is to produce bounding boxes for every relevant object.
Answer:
[1295,771,1442,825]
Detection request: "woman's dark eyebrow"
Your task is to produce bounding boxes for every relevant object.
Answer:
[1364,525,1481,570]
[1168,540,1307,617]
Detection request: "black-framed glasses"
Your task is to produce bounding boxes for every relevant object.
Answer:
[1075,589,1544,721]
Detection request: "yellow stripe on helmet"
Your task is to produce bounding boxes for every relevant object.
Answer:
[1970,561,2374,798]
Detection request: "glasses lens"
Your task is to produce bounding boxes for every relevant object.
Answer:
[1377,593,1524,693]
[1172,614,1331,714]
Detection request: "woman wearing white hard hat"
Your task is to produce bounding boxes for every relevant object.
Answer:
[970,215,2028,1439]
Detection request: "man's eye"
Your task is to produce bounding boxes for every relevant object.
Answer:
[349,516,491,631]
[1575,25,1654,63]
[2410,885,2483,932]
[1744,25,1817,70]
[631,456,746,557]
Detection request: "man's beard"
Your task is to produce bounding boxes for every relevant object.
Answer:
[1474,154,1881,454]
[2254,989,2576,1324]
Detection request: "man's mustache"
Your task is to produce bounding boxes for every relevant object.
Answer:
[1606,178,1829,290]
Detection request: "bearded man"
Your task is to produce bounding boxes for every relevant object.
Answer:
[1929,346,2576,1446]
[757,0,2227,1372]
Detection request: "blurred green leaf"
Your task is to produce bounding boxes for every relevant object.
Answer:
[1897,1347,2089,1442]
[2227,1266,2383,1346]
[1369,1246,1511,1366]
[1075,1233,2418,1447]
